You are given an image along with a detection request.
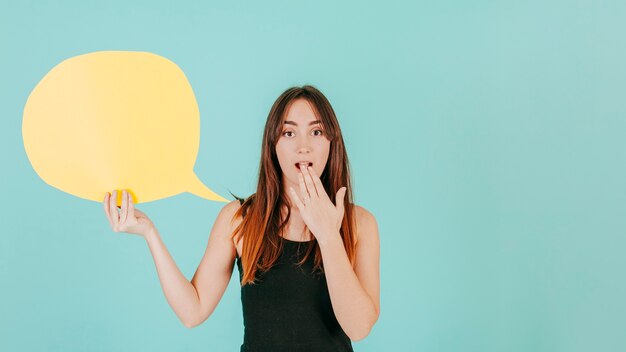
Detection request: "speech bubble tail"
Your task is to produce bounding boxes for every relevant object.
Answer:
[186,173,229,202]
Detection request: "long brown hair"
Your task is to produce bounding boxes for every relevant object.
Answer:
[232,85,357,286]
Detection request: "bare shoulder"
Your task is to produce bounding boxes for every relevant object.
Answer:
[353,205,379,244]
[211,200,243,240]
[220,199,243,217]
[354,204,378,229]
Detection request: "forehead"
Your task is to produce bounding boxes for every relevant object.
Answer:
[282,99,319,124]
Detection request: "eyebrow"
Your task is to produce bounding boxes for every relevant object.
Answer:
[283,120,321,126]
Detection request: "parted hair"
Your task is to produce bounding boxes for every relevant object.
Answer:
[232,85,357,286]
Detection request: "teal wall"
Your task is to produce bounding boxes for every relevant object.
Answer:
[1,1,625,351]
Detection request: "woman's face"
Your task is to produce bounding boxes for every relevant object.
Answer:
[276,99,331,191]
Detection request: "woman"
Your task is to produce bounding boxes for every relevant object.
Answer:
[103,85,380,351]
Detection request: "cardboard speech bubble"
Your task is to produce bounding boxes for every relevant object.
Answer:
[23,51,227,205]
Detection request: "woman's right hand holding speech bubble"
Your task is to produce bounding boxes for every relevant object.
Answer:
[103,190,155,238]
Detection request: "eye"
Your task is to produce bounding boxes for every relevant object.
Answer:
[312,129,324,136]
[282,130,294,137]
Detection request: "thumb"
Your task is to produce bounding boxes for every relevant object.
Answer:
[335,187,347,212]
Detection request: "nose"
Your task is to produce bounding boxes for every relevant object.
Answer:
[296,134,312,154]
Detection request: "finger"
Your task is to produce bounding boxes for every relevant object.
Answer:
[128,191,136,219]
[307,166,327,199]
[121,190,128,224]
[298,171,310,202]
[289,187,305,210]
[302,165,318,198]
[110,190,120,230]
[103,192,114,228]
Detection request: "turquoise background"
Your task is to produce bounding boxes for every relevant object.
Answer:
[1,1,625,351]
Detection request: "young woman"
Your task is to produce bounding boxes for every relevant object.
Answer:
[103,85,380,352]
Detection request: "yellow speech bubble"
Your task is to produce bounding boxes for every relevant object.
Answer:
[22,51,227,205]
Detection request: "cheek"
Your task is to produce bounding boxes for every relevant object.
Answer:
[317,141,331,169]
[318,140,331,158]
[275,142,289,167]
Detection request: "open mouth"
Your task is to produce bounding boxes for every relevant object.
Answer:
[295,162,313,172]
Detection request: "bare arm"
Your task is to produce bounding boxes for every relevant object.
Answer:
[187,200,242,327]
[104,190,240,328]
[143,226,202,327]
[144,200,241,328]
[318,206,380,341]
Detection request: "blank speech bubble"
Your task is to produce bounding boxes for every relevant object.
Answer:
[22,51,227,205]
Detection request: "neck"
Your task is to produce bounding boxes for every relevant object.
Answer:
[279,205,312,241]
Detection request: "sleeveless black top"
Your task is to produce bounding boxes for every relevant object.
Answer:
[235,200,353,352]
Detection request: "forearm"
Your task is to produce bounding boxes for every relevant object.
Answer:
[144,227,200,327]
[319,234,378,341]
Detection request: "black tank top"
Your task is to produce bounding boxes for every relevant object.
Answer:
[235,201,353,352]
